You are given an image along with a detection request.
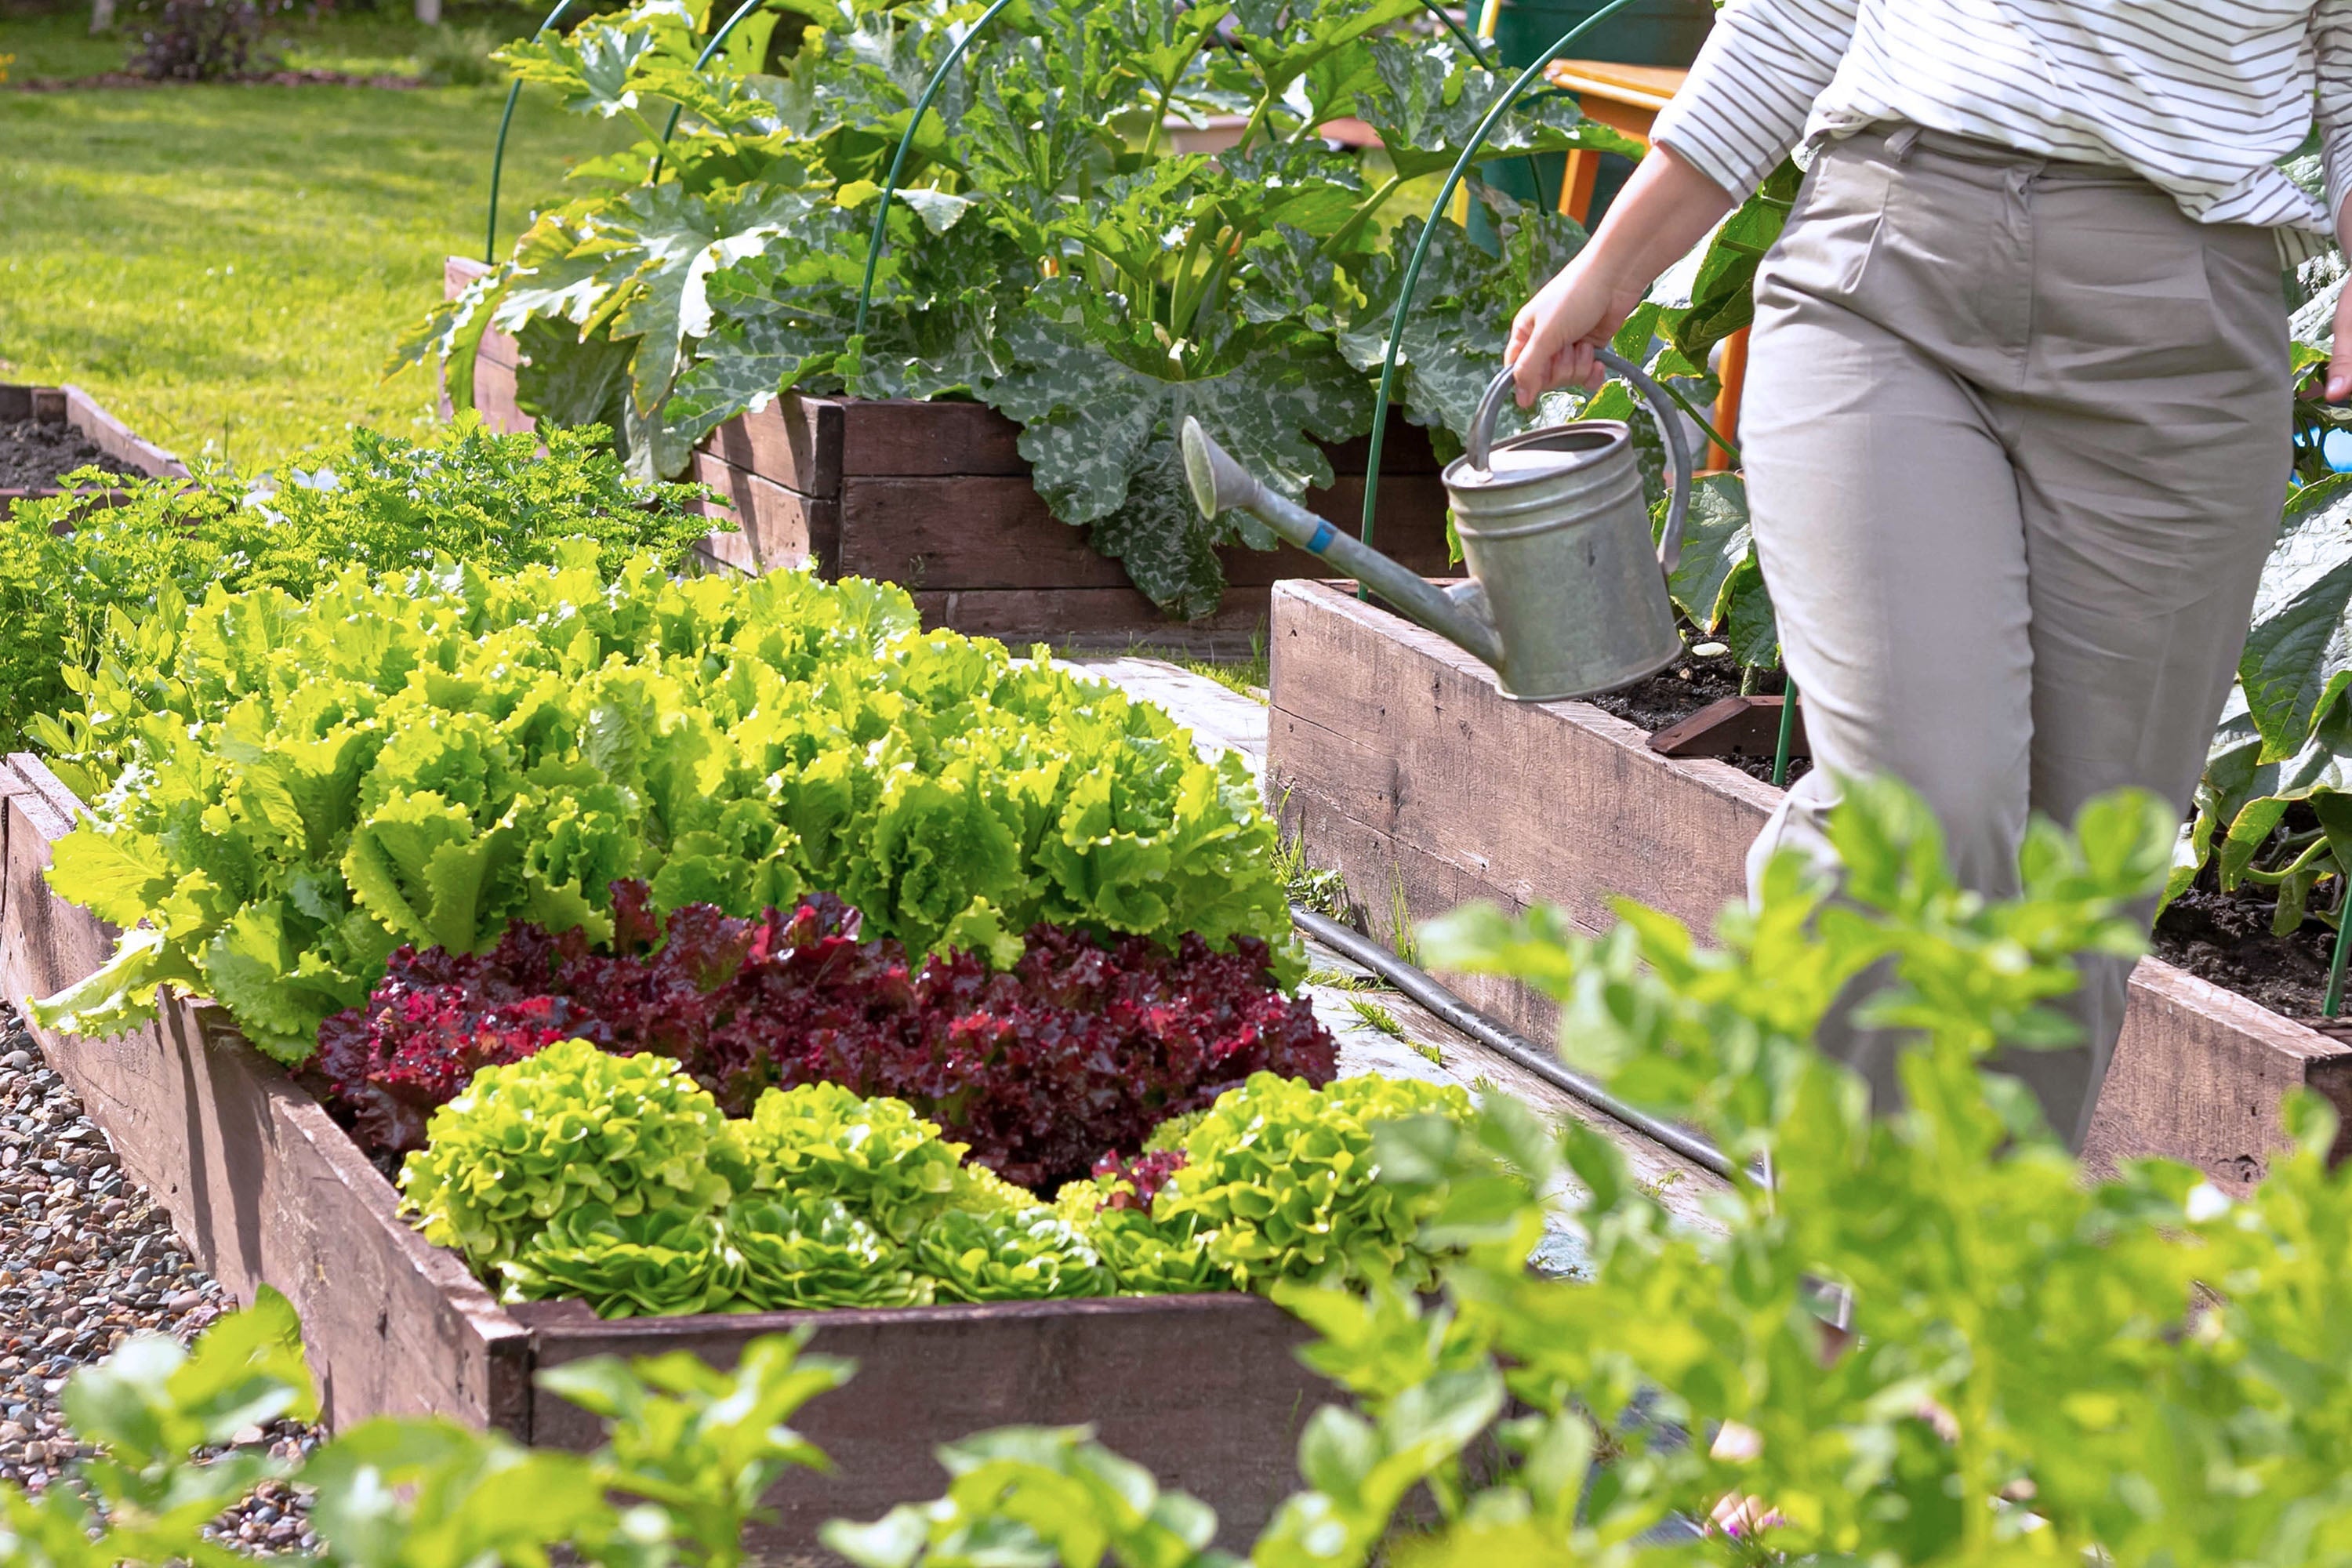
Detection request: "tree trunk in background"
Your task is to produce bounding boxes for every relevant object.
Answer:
[416,0,442,24]
[89,0,115,33]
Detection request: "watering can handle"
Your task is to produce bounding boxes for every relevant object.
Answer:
[1468,349,1690,579]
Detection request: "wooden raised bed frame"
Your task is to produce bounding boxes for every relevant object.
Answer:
[1,383,187,514]
[1265,579,2352,1192]
[444,256,1455,654]
[0,752,1330,1556]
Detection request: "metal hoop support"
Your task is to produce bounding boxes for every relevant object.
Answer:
[484,0,586,263]
[1358,0,1646,553]
[648,0,771,183]
[850,0,1020,343]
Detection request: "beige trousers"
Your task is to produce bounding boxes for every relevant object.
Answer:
[1740,125,2293,1149]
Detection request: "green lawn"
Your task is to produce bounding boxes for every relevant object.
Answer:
[0,23,633,468]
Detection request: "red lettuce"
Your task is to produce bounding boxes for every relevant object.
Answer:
[314,882,1333,1189]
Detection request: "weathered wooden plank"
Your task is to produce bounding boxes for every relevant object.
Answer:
[1268,581,1769,935]
[60,386,187,479]
[1,754,532,1435]
[837,397,1028,479]
[2088,961,2352,1189]
[839,476,1457,593]
[690,451,839,575]
[451,358,535,437]
[705,397,843,499]
[525,1293,1327,1553]
[1265,580,2352,1192]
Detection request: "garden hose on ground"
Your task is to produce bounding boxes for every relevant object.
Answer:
[1290,904,1736,1181]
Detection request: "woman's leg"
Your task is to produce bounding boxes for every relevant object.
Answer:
[1994,187,2292,1146]
[1735,136,2042,1121]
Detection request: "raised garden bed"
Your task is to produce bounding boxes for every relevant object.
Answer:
[0,383,186,515]
[1265,579,2352,1192]
[0,748,1337,1555]
[443,257,1457,655]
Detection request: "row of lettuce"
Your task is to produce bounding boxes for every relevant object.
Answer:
[9,430,1476,1319]
[20,779,2352,1568]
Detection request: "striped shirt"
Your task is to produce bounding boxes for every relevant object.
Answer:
[1648,0,2352,260]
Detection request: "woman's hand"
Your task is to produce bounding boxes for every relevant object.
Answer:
[1508,257,1647,406]
[1504,143,1742,408]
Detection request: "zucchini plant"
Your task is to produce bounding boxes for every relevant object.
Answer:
[400,0,1642,619]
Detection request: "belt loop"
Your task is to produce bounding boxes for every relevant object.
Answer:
[1886,122,1922,162]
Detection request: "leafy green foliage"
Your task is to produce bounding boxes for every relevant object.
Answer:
[728,1194,936,1308]
[31,555,1298,1058]
[909,1208,1112,1302]
[0,420,713,753]
[1162,1071,1470,1290]
[824,1428,1228,1568]
[829,779,2352,1568]
[401,1040,744,1270]
[735,1082,967,1242]
[504,1203,744,1319]
[404,0,1642,614]
[0,1298,845,1568]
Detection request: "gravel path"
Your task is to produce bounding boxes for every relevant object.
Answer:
[0,1000,318,1548]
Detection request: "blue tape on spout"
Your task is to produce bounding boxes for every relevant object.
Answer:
[1307,520,1336,554]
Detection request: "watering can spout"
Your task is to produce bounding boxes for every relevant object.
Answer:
[1178,418,1506,670]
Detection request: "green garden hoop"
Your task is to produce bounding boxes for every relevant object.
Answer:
[851,0,1021,343]
[648,0,772,183]
[1359,0,1646,550]
[484,0,587,263]
[849,0,1541,342]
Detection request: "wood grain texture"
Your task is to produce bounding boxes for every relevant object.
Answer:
[1263,580,2352,1192]
[2,756,529,1433]
[839,476,1456,593]
[690,452,839,575]
[526,1293,1328,1554]
[706,397,842,498]
[60,386,187,479]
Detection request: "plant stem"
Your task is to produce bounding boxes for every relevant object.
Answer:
[1323,170,1410,255]
[2244,837,2333,884]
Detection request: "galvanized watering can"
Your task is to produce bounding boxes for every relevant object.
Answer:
[1179,348,1691,702]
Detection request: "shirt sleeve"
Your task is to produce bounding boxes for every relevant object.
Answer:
[2314,0,2352,241]
[1646,0,1861,199]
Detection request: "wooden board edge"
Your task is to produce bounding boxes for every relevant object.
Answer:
[51,386,187,480]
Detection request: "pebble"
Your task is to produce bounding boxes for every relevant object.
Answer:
[0,1002,321,1548]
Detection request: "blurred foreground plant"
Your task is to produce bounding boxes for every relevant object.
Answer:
[829,777,2352,1568]
[0,1287,848,1568]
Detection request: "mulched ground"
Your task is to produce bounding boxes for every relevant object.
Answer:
[0,1001,318,1544]
[2151,881,2343,1023]
[0,419,140,492]
[1584,648,1812,786]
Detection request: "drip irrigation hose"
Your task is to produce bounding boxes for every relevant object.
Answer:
[648,0,772,183]
[1359,0,1648,555]
[852,0,1020,343]
[1772,675,1797,788]
[1290,904,1737,1181]
[2329,891,2352,1018]
[484,0,587,263]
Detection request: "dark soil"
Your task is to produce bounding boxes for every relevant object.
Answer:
[0,420,140,492]
[2151,880,2345,1026]
[1586,648,1812,786]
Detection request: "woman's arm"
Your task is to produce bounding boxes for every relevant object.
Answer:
[1508,147,1738,405]
[2316,0,2352,398]
[1509,0,1860,405]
